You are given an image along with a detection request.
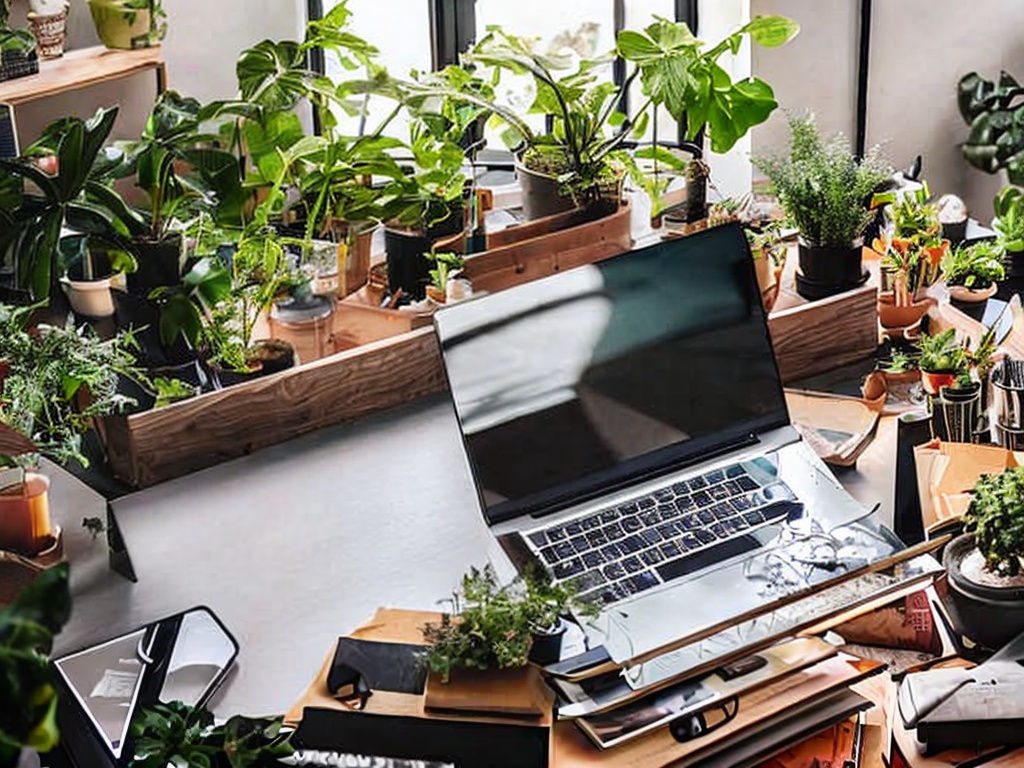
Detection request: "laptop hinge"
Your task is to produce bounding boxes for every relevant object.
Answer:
[527,431,761,520]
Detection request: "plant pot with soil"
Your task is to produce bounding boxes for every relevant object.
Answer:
[941,239,1004,309]
[916,328,965,397]
[384,205,465,303]
[754,113,891,301]
[944,467,1024,649]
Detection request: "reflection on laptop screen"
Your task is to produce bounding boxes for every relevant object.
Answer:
[435,222,789,524]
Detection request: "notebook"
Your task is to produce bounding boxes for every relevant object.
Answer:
[433,221,926,672]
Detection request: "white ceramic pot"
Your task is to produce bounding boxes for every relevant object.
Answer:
[28,0,66,15]
[63,276,115,318]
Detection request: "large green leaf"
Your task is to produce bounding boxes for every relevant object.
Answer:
[237,40,307,110]
[744,15,801,48]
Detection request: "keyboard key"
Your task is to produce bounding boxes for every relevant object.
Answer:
[671,481,689,494]
[586,530,609,547]
[698,510,715,525]
[570,535,591,553]
[656,535,760,583]
[743,510,765,525]
[626,571,660,594]
[657,522,680,539]
[729,516,749,532]
[618,502,639,515]
[726,465,745,478]
[619,535,644,554]
[710,522,728,539]
[638,496,657,509]
[640,509,661,526]
[731,495,752,512]
[565,521,584,536]
[762,499,803,523]
[622,517,643,533]
[723,479,743,496]
[605,523,625,541]
[601,542,622,560]
[653,488,675,502]
[692,490,712,506]
[528,531,548,547]
[695,529,716,546]
[657,503,677,517]
[582,551,606,568]
[540,546,559,564]
[640,548,665,566]
[681,534,700,550]
[660,541,682,558]
[737,475,760,492]
[688,476,708,491]
[639,528,662,546]
[547,526,567,541]
[553,542,576,560]
[706,469,726,484]
[708,484,731,501]
[581,515,603,531]
[622,556,644,573]
[667,499,687,515]
[679,514,701,531]
[600,509,621,523]
[710,503,732,521]
[603,562,626,580]
[554,557,584,579]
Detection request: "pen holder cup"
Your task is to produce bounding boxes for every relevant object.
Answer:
[992,358,1024,449]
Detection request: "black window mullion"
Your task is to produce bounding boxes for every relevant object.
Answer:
[613,0,627,118]
[307,0,325,135]
[676,0,699,147]
[431,0,476,69]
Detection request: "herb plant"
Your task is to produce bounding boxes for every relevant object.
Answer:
[941,240,1006,289]
[129,701,292,768]
[964,466,1024,576]
[993,186,1024,254]
[425,251,465,293]
[0,564,71,768]
[422,565,589,683]
[754,113,892,248]
[915,328,965,375]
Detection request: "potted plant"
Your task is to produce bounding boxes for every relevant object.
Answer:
[455,15,798,221]
[0,107,138,307]
[422,564,590,690]
[957,70,1024,185]
[992,185,1024,295]
[754,113,892,300]
[944,466,1024,649]
[915,328,964,397]
[941,240,1005,307]
[129,701,292,768]
[87,0,165,50]
[423,250,467,304]
[0,564,70,768]
[746,221,787,312]
[0,301,142,467]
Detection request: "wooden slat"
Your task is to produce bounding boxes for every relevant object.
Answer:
[104,328,445,488]
[485,206,605,250]
[768,283,879,383]
[0,46,165,105]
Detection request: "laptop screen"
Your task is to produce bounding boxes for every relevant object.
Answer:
[435,222,790,525]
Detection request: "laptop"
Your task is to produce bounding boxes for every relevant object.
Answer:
[433,222,921,671]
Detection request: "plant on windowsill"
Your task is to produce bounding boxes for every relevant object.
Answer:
[941,240,1005,305]
[434,14,799,221]
[753,112,892,301]
[944,466,1024,649]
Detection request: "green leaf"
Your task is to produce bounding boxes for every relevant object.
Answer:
[744,15,801,48]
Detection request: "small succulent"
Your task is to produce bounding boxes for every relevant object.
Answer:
[964,466,1024,576]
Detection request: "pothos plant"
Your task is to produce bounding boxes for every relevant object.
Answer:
[0,0,34,58]
[963,466,1024,577]
[0,564,71,768]
[443,15,799,214]
[129,701,292,768]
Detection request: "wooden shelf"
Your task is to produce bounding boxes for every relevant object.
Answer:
[0,45,165,106]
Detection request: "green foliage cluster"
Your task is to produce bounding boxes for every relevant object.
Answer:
[0,304,141,466]
[422,565,589,683]
[915,328,965,375]
[958,70,1024,185]
[964,467,1024,576]
[425,251,465,293]
[993,186,1024,254]
[129,701,292,768]
[0,564,71,768]
[754,113,892,248]
[941,240,1006,289]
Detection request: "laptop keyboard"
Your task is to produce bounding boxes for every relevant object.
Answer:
[522,462,799,607]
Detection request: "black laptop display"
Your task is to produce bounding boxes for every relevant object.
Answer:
[435,223,789,525]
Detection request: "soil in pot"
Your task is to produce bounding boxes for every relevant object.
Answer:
[249,339,296,376]
[796,240,868,300]
[944,533,1024,650]
[210,360,264,389]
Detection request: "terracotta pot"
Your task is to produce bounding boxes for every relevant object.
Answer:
[949,283,997,304]
[877,291,930,330]
[921,370,957,396]
[0,472,53,556]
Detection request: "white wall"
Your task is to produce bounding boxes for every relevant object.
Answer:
[750,0,1024,223]
[8,0,304,144]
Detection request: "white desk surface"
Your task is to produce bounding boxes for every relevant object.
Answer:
[49,396,896,719]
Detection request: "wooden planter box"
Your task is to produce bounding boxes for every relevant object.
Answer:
[103,204,633,488]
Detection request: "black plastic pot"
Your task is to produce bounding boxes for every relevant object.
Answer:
[249,339,296,376]
[516,162,576,221]
[795,240,867,300]
[384,211,465,302]
[126,235,182,297]
[527,618,567,667]
[997,249,1024,302]
[112,289,195,367]
[943,533,1024,651]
